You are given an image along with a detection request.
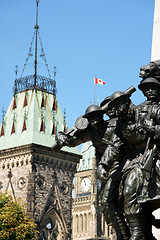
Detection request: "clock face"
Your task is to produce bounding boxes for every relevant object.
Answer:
[81,177,91,193]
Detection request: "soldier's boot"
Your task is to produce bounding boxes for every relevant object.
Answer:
[111,214,130,240]
[126,214,145,240]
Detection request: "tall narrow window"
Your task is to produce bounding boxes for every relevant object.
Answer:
[11,122,15,134]
[53,99,57,111]
[40,119,45,132]
[0,124,4,137]
[23,94,27,107]
[41,96,45,108]
[76,215,78,233]
[84,214,87,232]
[52,123,56,135]
[12,97,17,110]
[22,119,26,132]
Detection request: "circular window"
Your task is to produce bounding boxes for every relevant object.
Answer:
[17,177,26,189]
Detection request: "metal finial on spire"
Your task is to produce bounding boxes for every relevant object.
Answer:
[13,0,57,96]
[34,0,40,86]
[2,107,6,121]
[14,65,18,94]
[53,66,57,95]
[64,108,66,121]
[15,65,18,79]
[54,66,57,79]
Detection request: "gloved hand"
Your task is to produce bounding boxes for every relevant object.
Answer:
[97,164,108,182]
[56,131,70,147]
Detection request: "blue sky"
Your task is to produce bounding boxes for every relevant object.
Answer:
[0,0,155,129]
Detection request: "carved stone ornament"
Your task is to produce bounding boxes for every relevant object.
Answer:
[36,175,46,189]
[59,181,69,195]
[17,177,26,189]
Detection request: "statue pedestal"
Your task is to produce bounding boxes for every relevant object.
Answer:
[152,210,160,239]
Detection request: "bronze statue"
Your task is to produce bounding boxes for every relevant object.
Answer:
[52,61,160,240]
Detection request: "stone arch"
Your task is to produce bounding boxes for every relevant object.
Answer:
[39,207,68,240]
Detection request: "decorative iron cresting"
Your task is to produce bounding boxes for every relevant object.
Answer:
[13,75,56,95]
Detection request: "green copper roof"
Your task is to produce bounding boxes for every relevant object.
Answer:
[77,141,95,172]
[0,89,80,155]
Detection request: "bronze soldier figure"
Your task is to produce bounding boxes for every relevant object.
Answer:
[53,102,130,239]
[106,78,160,240]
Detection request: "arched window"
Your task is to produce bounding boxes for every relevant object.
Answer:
[76,215,78,233]
[80,214,83,232]
[84,213,87,232]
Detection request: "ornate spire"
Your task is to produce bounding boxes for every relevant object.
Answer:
[13,0,57,96]
[34,0,39,86]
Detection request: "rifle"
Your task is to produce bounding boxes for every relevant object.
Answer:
[142,140,157,172]
[52,116,89,152]
[101,85,136,111]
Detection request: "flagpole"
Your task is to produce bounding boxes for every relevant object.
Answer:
[94,77,95,104]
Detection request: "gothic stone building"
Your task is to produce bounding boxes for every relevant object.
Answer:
[0,87,81,239]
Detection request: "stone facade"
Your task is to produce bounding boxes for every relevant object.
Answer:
[0,143,81,239]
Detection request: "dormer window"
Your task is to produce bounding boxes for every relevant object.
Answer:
[12,97,17,110]
[41,96,45,108]
[23,94,27,107]
[11,122,15,134]
[40,119,45,132]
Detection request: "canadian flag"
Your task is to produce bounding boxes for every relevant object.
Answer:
[94,77,105,85]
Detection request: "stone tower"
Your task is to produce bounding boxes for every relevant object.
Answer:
[151,0,160,61]
[0,1,81,239]
[72,141,116,240]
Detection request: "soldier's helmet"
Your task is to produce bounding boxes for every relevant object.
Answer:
[107,91,131,109]
[100,96,110,108]
[138,77,160,91]
[83,105,104,118]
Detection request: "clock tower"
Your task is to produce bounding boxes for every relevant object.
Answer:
[72,141,116,240]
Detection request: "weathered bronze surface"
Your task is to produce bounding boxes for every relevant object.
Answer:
[52,61,160,240]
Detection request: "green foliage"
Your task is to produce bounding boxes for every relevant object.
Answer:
[0,193,37,240]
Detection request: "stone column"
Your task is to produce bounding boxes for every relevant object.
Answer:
[151,0,160,61]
